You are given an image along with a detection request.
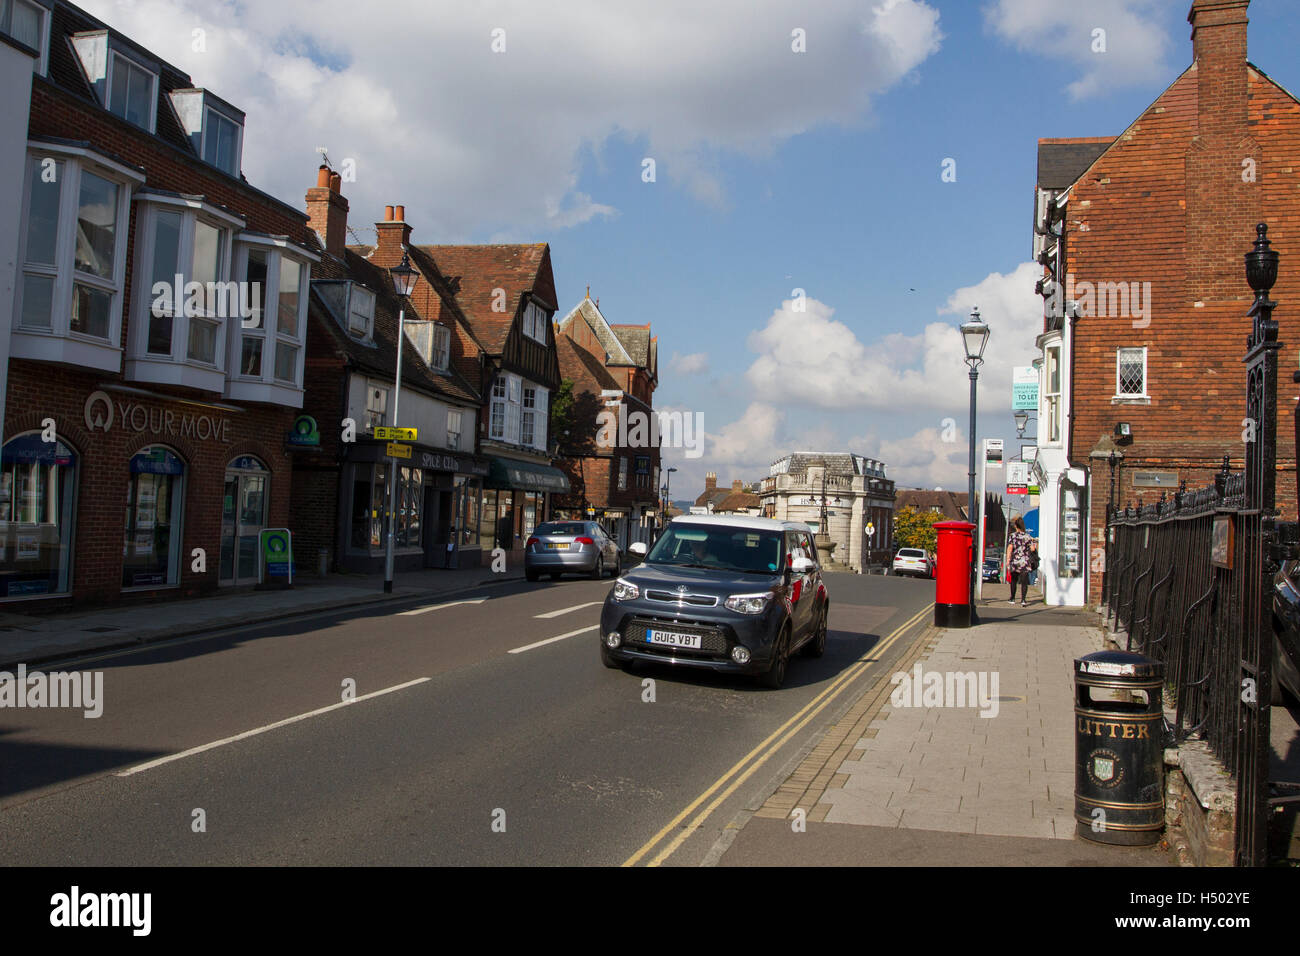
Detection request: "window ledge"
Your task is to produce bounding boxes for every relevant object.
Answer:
[1111,396,1151,405]
[224,379,304,408]
[11,331,122,373]
[125,357,225,393]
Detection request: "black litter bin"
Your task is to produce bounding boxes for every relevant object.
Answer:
[1074,650,1165,846]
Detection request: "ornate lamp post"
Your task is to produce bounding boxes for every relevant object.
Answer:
[383,251,418,594]
[960,307,990,613]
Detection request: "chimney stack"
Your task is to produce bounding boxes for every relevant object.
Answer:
[305,164,349,258]
[375,202,413,260]
[705,472,717,492]
[1188,0,1249,139]
[732,479,743,492]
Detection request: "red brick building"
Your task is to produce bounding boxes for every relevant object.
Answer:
[412,243,568,566]
[294,175,488,575]
[1032,0,1300,605]
[552,295,660,547]
[3,1,319,605]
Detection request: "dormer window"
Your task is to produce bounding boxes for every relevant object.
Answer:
[170,89,245,177]
[406,321,450,372]
[348,284,375,339]
[109,52,155,128]
[521,300,548,343]
[72,32,159,133]
[1,0,49,74]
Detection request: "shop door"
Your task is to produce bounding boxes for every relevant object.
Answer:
[220,458,269,586]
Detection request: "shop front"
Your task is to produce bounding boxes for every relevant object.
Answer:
[1,374,295,606]
[478,457,570,566]
[337,441,490,573]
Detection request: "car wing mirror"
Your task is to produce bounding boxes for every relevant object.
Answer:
[629,542,648,557]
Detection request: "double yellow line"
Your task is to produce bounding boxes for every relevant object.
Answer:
[622,602,933,867]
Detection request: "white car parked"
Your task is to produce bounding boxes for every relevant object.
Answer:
[892,548,934,579]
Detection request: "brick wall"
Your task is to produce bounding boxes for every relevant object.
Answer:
[1065,41,1300,603]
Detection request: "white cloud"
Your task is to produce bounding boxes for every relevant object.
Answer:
[78,0,944,236]
[743,262,1041,414]
[876,426,970,490]
[670,351,710,377]
[983,0,1174,100]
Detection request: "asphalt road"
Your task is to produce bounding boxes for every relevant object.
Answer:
[0,570,934,865]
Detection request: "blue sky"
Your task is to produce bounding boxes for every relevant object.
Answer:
[82,0,1300,498]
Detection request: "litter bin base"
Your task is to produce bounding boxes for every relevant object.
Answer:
[934,603,970,629]
[1074,818,1162,847]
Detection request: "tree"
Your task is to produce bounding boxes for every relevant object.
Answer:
[894,505,941,552]
[550,379,576,446]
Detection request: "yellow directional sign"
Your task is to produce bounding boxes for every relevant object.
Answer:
[374,426,418,441]
[386,442,412,459]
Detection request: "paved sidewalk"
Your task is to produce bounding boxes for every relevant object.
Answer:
[0,565,523,668]
[725,589,1171,865]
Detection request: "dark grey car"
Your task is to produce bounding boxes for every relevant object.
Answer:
[525,521,621,581]
[598,516,828,689]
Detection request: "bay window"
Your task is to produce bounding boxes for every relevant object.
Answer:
[489,374,547,450]
[224,236,313,405]
[11,144,141,371]
[126,193,241,392]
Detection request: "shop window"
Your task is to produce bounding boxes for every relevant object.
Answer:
[123,446,185,588]
[0,433,76,598]
[479,489,498,550]
[397,467,423,548]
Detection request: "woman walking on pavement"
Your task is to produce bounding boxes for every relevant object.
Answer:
[1005,516,1033,606]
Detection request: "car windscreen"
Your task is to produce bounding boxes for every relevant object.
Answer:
[898,549,925,558]
[536,522,587,536]
[646,526,784,573]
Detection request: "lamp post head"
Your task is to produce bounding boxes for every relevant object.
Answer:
[1014,410,1028,436]
[390,251,418,299]
[960,306,990,367]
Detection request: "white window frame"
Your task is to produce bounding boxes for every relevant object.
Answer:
[490,373,525,444]
[347,282,376,340]
[618,456,628,492]
[1043,342,1063,447]
[124,194,244,392]
[106,48,158,133]
[1116,346,1148,399]
[2,0,50,75]
[522,301,548,344]
[447,410,462,450]
[201,106,242,177]
[431,323,450,371]
[365,383,389,431]
[532,386,548,451]
[225,236,315,405]
[522,385,536,447]
[11,144,142,372]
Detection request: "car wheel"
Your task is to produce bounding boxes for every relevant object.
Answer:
[526,570,539,582]
[589,555,604,580]
[759,629,790,689]
[802,607,827,658]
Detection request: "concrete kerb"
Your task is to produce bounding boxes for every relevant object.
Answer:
[0,573,527,669]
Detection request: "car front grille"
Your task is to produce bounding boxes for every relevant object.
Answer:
[624,618,728,656]
[645,590,720,607]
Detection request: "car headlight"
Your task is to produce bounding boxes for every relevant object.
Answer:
[725,593,771,615]
[612,578,640,601]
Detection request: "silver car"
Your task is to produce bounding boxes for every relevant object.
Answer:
[525,521,622,581]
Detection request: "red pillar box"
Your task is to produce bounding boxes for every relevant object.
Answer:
[933,520,975,629]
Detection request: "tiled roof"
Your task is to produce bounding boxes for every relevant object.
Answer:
[610,324,652,367]
[311,246,480,406]
[417,244,554,354]
[774,453,858,477]
[1036,138,1117,190]
[693,488,731,508]
[715,491,761,513]
[557,298,634,365]
[557,335,620,393]
[895,490,969,521]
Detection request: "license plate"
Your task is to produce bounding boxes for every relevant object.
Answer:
[545,542,566,550]
[645,629,702,649]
